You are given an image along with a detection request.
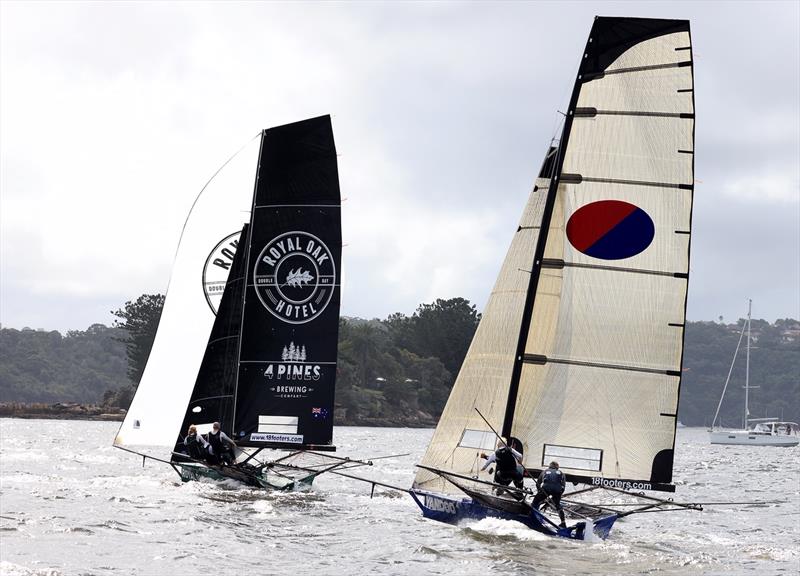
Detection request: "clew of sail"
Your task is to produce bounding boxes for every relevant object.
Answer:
[414,17,694,497]
[114,138,259,449]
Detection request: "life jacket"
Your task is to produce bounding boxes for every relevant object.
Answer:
[185,434,205,460]
[207,430,229,454]
[541,468,564,492]
[495,447,518,472]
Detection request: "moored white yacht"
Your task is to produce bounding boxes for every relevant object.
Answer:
[709,300,798,447]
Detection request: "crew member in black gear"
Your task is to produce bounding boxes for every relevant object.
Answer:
[480,439,525,500]
[532,460,567,528]
[184,425,210,461]
[207,421,237,465]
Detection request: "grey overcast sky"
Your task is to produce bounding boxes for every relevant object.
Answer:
[1,1,798,332]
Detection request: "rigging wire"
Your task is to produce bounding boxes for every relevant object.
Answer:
[711,311,748,428]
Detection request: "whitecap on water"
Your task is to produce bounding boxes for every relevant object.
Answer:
[0,561,63,576]
[461,517,554,541]
[251,499,275,517]
[0,452,48,463]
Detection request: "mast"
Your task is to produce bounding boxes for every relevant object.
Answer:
[501,150,562,438]
[711,312,747,430]
[744,298,752,429]
[500,49,586,440]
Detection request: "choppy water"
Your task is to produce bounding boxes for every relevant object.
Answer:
[0,420,798,575]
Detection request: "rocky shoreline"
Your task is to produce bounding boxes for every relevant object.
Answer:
[0,402,437,428]
[0,402,127,421]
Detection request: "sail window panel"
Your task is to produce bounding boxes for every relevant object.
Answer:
[602,31,691,71]
[542,444,603,472]
[513,364,678,482]
[459,429,499,450]
[578,67,693,114]
[551,181,692,274]
[525,270,687,372]
[257,415,298,434]
[563,115,693,185]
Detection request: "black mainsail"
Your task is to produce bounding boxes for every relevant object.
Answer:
[234,116,342,450]
[414,16,695,502]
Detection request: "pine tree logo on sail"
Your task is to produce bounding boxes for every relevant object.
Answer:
[254,231,336,324]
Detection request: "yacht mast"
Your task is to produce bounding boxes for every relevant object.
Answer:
[743,299,752,429]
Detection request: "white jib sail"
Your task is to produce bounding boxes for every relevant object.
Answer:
[115,138,259,449]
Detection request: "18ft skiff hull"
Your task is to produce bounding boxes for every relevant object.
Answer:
[409,490,618,541]
[176,462,315,491]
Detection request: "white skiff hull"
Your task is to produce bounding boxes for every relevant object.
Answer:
[709,430,799,447]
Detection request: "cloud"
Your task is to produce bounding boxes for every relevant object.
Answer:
[1,2,799,332]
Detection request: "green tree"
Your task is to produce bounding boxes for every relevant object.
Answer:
[387,297,480,375]
[111,294,165,385]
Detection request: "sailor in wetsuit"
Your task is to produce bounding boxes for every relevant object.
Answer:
[480,439,525,500]
[533,460,567,528]
[207,422,237,466]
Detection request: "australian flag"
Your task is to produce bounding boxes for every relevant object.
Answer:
[311,407,329,419]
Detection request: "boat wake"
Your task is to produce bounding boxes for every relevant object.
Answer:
[462,517,555,542]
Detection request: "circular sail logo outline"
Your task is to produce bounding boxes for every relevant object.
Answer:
[254,231,336,325]
[202,230,242,315]
[566,200,655,260]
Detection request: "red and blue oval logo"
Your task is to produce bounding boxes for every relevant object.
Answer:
[566,200,655,260]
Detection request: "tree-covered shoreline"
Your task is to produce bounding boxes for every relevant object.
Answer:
[1,295,798,427]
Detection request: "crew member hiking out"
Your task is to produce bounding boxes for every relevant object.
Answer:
[184,425,210,461]
[480,439,525,500]
[207,422,237,466]
[533,460,567,528]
